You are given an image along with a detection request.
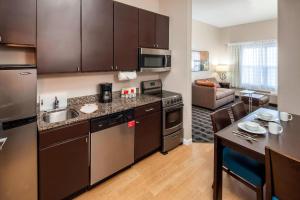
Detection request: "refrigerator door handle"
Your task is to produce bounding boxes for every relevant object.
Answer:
[0,137,7,151]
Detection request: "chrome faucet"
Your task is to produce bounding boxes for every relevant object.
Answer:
[53,96,59,109]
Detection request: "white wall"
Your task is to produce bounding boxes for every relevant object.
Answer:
[159,0,192,141]
[220,19,277,44]
[192,20,222,81]
[278,0,300,114]
[38,72,159,97]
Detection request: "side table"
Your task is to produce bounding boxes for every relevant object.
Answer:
[240,90,255,112]
[219,82,230,88]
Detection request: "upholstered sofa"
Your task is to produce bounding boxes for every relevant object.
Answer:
[192,78,235,110]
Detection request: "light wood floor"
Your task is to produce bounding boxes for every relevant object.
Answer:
[76,143,256,200]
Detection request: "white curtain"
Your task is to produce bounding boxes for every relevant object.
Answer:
[229,45,240,88]
[229,40,278,91]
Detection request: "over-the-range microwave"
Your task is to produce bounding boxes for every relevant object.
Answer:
[138,48,171,72]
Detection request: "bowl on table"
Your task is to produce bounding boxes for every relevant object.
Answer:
[257,112,274,121]
[244,121,260,131]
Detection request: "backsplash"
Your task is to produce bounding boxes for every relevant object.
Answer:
[37,71,159,101]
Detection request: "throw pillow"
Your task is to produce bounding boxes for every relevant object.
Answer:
[195,80,215,87]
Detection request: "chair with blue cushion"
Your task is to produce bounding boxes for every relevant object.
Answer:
[211,108,265,200]
[265,147,300,200]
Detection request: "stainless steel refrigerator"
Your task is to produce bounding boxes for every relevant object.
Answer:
[0,65,38,200]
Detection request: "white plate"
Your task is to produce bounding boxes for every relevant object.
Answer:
[238,122,267,135]
[80,104,98,114]
[255,113,278,122]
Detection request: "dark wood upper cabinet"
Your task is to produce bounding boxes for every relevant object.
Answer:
[82,0,114,72]
[138,10,169,50]
[37,0,81,74]
[114,2,139,71]
[138,9,156,49]
[0,0,36,46]
[156,14,169,49]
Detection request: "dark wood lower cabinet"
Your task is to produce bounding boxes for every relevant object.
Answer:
[135,110,162,161]
[39,122,89,200]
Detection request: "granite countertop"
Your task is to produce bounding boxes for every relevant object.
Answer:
[37,93,161,132]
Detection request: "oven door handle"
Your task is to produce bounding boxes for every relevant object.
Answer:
[164,104,184,112]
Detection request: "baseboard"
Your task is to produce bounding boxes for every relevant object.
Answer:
[183,138,192,145]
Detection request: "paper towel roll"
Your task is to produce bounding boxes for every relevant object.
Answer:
[118,71,137,81]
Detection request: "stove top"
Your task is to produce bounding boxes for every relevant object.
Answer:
[152,90,179,98]
[141,80,183,107]
[145,90,182,107]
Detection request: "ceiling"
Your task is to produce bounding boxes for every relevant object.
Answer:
[192,0,277,28]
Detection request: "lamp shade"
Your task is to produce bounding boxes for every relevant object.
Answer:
[216,64,229,72]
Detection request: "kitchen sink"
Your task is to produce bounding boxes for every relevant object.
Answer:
[43,109,79,124]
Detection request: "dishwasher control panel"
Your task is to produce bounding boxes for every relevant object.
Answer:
[90,109,134,133]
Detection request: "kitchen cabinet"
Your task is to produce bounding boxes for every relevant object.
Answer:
[0,0,36,46]
[37,0,81,74]
[138,9,156,49]
[138,10,169,49]
[82,0,114,72]
[156,14,169,50]
[39,121,89,200]
[135,102,162,161]
[114,2,139,71]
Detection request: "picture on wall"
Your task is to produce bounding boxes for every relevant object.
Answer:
[192,50,209,72]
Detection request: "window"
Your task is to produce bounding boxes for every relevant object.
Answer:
[192,51,209,72]
[239,41,278,91]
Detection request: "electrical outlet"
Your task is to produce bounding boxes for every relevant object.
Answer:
[40,93,67,111]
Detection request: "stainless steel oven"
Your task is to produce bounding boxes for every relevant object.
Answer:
[163,103,183,136]
[141,79,183,154]
[139,48,171,72]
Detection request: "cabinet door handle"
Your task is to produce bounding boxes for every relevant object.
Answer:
[145,108,154,112]
[85,138,88,143]
[111,66,114,70]
[0,35,2,42]
[115,66,118,70]
[135,121,140,124]
[0,137,7,151]
[77,67,80,72]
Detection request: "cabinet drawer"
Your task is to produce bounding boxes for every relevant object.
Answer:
[39,121,89,149]
[135,102,161,118]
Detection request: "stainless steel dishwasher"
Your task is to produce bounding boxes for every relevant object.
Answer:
[90,109,135,185]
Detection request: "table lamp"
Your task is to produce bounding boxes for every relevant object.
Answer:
[216,64,229,81]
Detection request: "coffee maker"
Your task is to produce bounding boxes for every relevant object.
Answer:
[99,83,112,103]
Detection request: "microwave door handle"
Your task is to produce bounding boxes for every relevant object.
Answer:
[164,55,168,67]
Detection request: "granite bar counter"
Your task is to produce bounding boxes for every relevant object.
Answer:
[38,93,161,132]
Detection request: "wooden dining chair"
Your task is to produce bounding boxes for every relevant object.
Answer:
[265,147,300,200]
[210,108,232,133]
[210,108,265,200]
[231,102,247,121]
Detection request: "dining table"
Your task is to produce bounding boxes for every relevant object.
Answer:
[213,108,300,200]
